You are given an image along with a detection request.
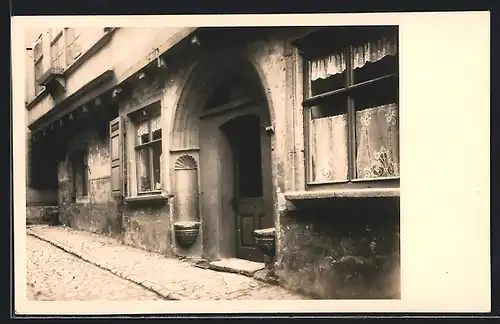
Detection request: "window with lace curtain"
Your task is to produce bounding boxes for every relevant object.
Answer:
[301,26,399,186]
[133,102,162,194]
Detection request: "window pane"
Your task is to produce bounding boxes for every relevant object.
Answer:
[51,39,65,69]
[50,28,63,41]
[354,77,399,180]
[309,96,349,182]
[308,52,347,97]
[151,115,161,140]
[67,42,81,65]
[66,28,75,44]
[136,120,150,144]
[352,35,398,84]
[34,61,44,94]
[34,41,43,61]
[152,143,162,191]
[137,147,151,192]
[355,104,399,179]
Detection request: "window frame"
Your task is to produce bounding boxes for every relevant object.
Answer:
[49,28,65,69]
[65,27,82,65]
[301,26,400,189]
[130,102,162,196]
[49,27,82,70]
[33,35,44,95]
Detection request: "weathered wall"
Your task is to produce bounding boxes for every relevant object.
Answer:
[276,198,400,299]
[57,128,122,236]
[122,201,173,256]
[118,72,174,256]
[26,206,58,225]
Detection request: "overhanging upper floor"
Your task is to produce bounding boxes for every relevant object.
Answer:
[26,27,199,135]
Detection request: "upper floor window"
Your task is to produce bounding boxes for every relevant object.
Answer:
[33,35,44,95]
[301,26,399,186]
[49,27,82,69]
[65,28,82,65]
[50,28,65,69]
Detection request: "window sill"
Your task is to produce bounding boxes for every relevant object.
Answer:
[75,197,89,204]
[124,193,171,204]
[284,187,400,201]
[26,88,48,110]
[63,28,117,78]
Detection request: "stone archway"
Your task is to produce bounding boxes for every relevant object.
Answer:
[170,48,277,261]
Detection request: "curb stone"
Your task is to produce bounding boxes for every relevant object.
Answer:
[26,227,307,301]
[26,230,174,300]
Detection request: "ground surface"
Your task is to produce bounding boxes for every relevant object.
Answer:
[26,235,162,301]
[26,225,306,301]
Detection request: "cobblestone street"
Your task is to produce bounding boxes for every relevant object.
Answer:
[26,226,306,301]
[26,235,163,301]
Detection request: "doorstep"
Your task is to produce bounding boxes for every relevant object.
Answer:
[204,258,266,278]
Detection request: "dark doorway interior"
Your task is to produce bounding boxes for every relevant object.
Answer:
[221,114,266,262]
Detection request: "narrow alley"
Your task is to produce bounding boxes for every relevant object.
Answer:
[26,235,163,301]
[26,225,307,301]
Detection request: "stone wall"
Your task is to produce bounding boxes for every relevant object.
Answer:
[276,198,400,299]
[122,201,173,256]
[57,128,122,237]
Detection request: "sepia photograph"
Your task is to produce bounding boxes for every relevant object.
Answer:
[13,12,490,315]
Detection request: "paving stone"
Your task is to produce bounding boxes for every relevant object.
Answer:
[26,225,308,300]
[26,235,162,301]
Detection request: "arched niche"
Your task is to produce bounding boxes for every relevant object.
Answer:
[173,154,199,223]
[170,49,270,151]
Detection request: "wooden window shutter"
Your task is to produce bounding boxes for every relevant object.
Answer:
[110,116,124,197]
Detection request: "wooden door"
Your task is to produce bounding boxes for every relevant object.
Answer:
[222,110,273,262]
[200,101,273,262]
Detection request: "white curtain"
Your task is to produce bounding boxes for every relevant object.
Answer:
[136,115,161,142]
[352,36,398,70]
[355,103,399,179]
[308,35,398,82]
[308,53,347,82]
[310,114,348,182]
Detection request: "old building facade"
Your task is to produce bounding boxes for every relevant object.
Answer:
[26,26,401,299]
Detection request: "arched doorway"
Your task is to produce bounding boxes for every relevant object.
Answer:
[200,100,274,262]
[170,50,275,262]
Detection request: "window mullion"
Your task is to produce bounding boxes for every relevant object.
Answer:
[148,121,155,190]
[63,28,68,68]
[346,45,356,181]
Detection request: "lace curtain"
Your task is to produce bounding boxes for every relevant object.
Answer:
[136,116,161,141]
[309,105,399,182]
[308,35,398,82]
[356,104,399,179]
[310,114,348,182]
[137,147,151,192]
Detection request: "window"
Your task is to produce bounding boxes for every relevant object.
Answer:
[50,27,82,69]
[133,103,162,193]
[50,28,65,69]
[302,26,399,185]
[33,35,44,95]
[65,27,82,65]
[72,150,89,200]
